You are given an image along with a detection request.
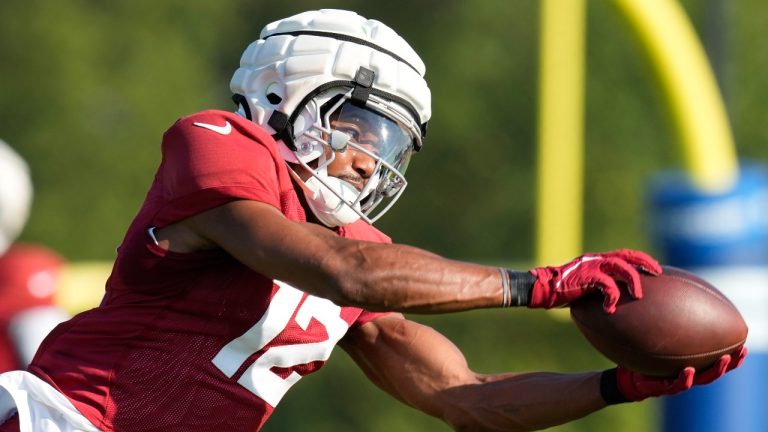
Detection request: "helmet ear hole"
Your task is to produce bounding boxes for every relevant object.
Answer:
[266,92,283,105]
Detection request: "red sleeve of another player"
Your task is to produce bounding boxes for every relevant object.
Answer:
[155,111,283,226]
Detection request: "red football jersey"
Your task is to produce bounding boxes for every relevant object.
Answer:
[0,244,63,372]
[29,111,392,432]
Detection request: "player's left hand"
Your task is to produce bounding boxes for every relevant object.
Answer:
[528,249,662,313]
[604,345,747,403]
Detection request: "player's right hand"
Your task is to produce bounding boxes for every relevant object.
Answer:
[604,345,747,403]
[528,249,662,313]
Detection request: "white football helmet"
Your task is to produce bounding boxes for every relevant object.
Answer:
[230,9,431,226]
[0,139,33,254]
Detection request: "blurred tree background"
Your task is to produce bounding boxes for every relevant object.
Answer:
[1,0,766,430]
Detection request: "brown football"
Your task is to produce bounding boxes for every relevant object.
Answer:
[569,266,748,377]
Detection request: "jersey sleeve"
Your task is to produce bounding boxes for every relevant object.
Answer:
[338,219,392,244]
[154,111,284,227]
[350,310,396,329]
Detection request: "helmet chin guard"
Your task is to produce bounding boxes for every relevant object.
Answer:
[230,9,430,226]
[302,175,362,227]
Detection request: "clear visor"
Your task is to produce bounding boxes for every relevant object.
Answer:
[332,101,415,178]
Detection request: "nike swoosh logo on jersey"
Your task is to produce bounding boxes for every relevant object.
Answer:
[193,121,232,135]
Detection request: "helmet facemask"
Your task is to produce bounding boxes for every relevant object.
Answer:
[288,88,420,226]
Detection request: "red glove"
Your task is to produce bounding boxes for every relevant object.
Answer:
[529,249,662,313]
[601,346,747,404]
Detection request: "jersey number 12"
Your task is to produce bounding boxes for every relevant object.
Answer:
[211,280,350,406]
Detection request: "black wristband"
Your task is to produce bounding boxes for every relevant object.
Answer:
[600,368,629,405]
[504,270,536,307]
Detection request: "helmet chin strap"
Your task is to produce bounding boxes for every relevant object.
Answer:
[285,164,362,227]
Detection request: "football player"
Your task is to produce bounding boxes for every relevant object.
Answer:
[0,9,745,432]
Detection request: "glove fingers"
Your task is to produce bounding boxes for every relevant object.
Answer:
[670,367,696,394]
[616,354,740,403]
[728,345,748,371]
[598,258,644,300]
[531,249,662,311]
[693,355,730,385]
[591,273,621,314]
[609,249,663,275]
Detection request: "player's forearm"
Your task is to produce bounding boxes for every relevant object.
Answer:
[192,199,523,313]
[323,240,504,313]
[188,200,509,312]
[437,371,606,432]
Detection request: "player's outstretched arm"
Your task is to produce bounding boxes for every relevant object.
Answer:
[160,199,658,314]
[169,199,505,312]
[340,314,608,432]
[340,314,746,431]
